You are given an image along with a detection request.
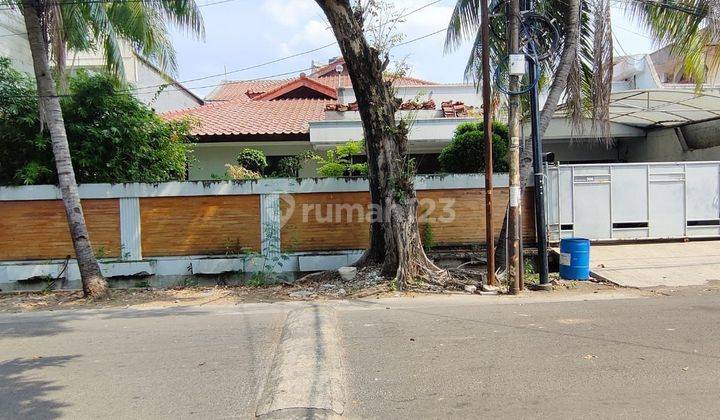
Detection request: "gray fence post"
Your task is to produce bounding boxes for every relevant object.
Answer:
[119,197,142,260]
[260,193,281,257]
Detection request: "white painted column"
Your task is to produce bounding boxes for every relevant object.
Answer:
[119,197,142,260]
[260,193,281,256]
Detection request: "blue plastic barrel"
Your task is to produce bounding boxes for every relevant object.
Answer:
[559,238,590,280]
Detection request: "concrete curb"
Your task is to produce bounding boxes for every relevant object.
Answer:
[589,270,630,288]
[256,305,345,418]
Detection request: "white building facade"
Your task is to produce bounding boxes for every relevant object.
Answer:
[0,9,202,113]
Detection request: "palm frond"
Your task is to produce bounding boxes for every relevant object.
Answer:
[445,0,480,52]
[19,0,205,80]
[624,0,711,87]
[154,0,205,39]
[106,2,177,74]
[590,0,612,141]
[461,23,505,85]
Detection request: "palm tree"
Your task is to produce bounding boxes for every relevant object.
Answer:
[446,0,717,131]
[445,0,613,136]
[12,0,203,298]
[625,0,719,85]
[445,0,715,268]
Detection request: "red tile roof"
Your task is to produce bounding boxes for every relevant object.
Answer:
[206,74,434,102]
[163,99,331,136]
[166,67,438,138]
[253,75,338,101]
[205,79,291,102]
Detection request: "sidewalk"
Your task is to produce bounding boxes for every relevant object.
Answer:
[589,241,720,288]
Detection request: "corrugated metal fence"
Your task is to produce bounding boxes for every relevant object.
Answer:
[546,161,720,242]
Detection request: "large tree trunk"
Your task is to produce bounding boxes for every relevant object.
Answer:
[495,0,581,269]
[315,0,446,289]
[22,2,109,298]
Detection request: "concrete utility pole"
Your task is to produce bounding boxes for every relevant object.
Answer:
[507,0,522,294]
[481,0,495,286]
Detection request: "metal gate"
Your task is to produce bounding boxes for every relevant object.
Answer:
[545,162,720,242]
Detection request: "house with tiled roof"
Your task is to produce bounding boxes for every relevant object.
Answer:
[164,42,720,178]
[163,57,485,179]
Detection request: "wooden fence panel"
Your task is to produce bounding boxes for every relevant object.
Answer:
[0,199,121,260]
[281,192,371,252]
[418,188,535,244]
[140,195,261,256]
[282,188,535,252]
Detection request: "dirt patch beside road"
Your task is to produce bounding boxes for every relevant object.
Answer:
[0,277,659,313]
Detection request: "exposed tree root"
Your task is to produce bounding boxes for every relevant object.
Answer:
[295,270,334,284]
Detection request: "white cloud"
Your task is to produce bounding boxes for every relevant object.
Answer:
[262,0,324,27]
[272,18,336,65]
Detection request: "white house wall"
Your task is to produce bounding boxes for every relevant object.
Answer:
[339,84,482,107]
[71,50,203,113]
[0,27,200,113]
[544,140,621,162]
[620,127,720,162]
[69,42,138,80]
[133,58,203,113]
[310,117,473,153]
[0,10,32,74]
[189,141,316,180]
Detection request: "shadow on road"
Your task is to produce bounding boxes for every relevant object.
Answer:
[0,307,213,340]
[0,355,77,419]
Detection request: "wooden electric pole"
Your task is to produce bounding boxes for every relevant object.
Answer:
[507,0,522,294]
[481,0,495,286]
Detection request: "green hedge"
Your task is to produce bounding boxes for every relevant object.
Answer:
[438,121,509,173]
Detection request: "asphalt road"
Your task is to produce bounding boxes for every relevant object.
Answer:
[1,288,719,419]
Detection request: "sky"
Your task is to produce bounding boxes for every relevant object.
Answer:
[169,0,659,98]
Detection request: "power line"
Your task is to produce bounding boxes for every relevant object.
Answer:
[0,0,241,15]
[136,26,449,96]
[93,0,448,94]
[395,28,446,47]
[1,0,448,99]
[613,23,653,40]
[1,0,444,93]
[612,31,646,63]
[2,23,449,100]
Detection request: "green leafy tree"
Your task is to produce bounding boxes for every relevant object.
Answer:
[236,149,268,175]
[63,72,193,184]
[0,57,46,184]
[438,121,509,173]
[315,140,368,177]
[0,63,193,185]
[271,150,318,178]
